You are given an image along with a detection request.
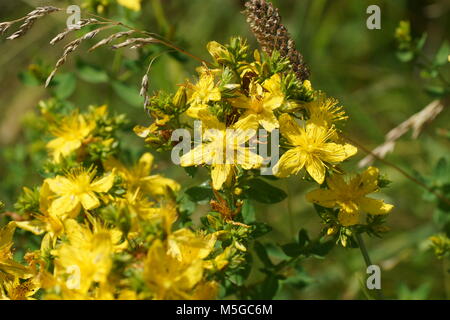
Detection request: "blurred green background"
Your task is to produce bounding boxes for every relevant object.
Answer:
[0,0,449,299]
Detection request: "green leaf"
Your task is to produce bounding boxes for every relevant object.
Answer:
[246,179,287,204]
[259,276,279,299]
[241,200,255,223]
[254,241,273,268]
[281,243,302,257]
[416,33,428,51]
[396,50,414,63]
[297,229,310,247]
[53,73,76,99]
[424,85,446,98]
[249,222,272,238]
[282,265,313,289]
[185,185,213,202]
[18,71,41,86]
[77,60,109,83]
[310,240,335,258]
[433,158,449,185]
[435,41,450,66]
[112,81,142,107]
[184,166,198,178]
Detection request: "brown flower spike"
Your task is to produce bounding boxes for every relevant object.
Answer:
[244,0,310,81]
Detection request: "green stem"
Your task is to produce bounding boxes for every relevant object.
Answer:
[355,233,384,300]
[285,180,295,240]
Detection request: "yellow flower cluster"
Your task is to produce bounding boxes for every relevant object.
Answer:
[136,39,393,227]
[0,103,233,300]
[0,38,395,300]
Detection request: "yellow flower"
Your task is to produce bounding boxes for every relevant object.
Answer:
[180,115,263,190]
[167,228,216,264]
[229,75,284,132]
[0,222,33,281]
[46,167,115,218]
[207,41,231,64]
[117,0,141,11]
[306,167,394,226]
[51,218,126,296]
[273,114,357,184]
[104,153,180,198]
[46,112,95,162]
[1,277,39,300]
[191,281,219,300]
[306,92,348,128]
[187,71,221,106]
[143,239,205,300]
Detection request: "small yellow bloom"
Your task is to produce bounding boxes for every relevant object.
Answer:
[117,0,141,11]
[46,167,115,218]
[46,112,95,162]
[207,41,231,64]
[0,222,33,281]
[50,218,126,296]
[306,167,394,226]
[167,229,216,264]
[104,153,180,198]
[306,92,348,128]
[180,115,263,190]
[144,239,205,300]
[273,114,357,184]
[190,281,219,300]
[187,71,221,106]
[1,277,39,300]
[229,75,284,132]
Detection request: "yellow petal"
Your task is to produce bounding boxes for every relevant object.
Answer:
[142,175,181,197]
[326,173,347,192]
[117,0,141,11]
[50,195,80,216]
[229,95,252,110]
[46,176,71,195]
[262,73,283,96]
[236,148,264,170]
[79,192,100,210]
[137,153,154,176]
[358,166,379,194]
[91,172,115,193]
[305,157,326,184]
[357,197,393,215]
[321,143,357,163]
[14,220,46,236]
[207,41,229,62]
[258,109,279,132]
[273,148,306,178]
[211,164,232,190]
[180,145,210,167]
[263,94,284,111]
[305,189,337,208]
[278,113,303,145]
[338,202,360,226]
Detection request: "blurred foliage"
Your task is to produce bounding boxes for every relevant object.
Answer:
[0,0,449,299]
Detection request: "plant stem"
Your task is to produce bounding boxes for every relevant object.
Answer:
[285,180,295,240]
[355,233,385,300]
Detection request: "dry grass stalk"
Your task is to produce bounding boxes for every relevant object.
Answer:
[111,37,157,50]
[88,30,134,52]
[46,24,115,87]
[359,99,447,167]
[244,0,309,81]
[6,6,61,40]
[50,18,98,45]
